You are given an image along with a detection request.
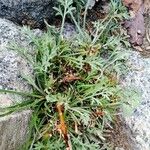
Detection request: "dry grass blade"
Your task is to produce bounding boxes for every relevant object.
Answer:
[56,102,72,150]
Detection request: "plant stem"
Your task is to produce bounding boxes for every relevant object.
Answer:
[60,0,67,36]
[83,0,90,30]
[70,12,84,38]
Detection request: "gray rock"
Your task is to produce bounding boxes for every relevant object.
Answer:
[0,18,34,149]
[121,51,150,150]
[0,18,33,107]
[0,0,57,28]
[0,110,32,150]
[63,22,76,39]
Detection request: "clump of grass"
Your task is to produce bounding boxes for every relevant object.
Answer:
[1,0,130,149]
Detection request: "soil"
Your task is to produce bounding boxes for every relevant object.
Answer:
[108,116,135,150]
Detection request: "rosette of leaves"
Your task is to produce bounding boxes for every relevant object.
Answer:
[1,0,130,149]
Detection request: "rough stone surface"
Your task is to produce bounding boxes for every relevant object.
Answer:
[121,51,150,150]
[0,110,32,150]
[0,0,56,28]
[0,18,33,107]
[0,18,33,149]
[63,22,76,39]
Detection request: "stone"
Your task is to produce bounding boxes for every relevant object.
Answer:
[0,110,32,150]
[63,22,76,39]
[0,18,34,149]
[0,18,33,107]
[121,51,150,150]
[0,0,57,28]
